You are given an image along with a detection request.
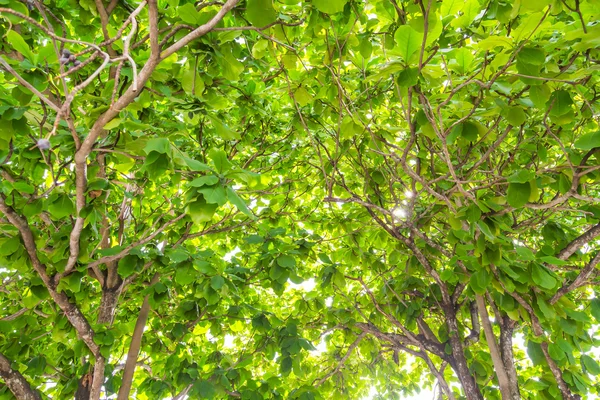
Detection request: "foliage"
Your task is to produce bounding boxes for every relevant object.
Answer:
[1,0,600,399]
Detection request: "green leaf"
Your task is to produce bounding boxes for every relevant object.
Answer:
[210,275,225,290]
[13,181,34,194]
[574,131,600,150]
[48,195,75,219]
[118,255,141,277]
[186,197,218,223]
[181,68,205,97]
[190,175,219,187]
[0,237,20,256]
[515,246,535,261]
[517,47,545,65]
[531,264,557,290]
[217,48,244,81]
[548,90,573,117]
[251,39,269,59]
[144,138,171,154]
[449,48,473,75]
[470,268,491,294]
[461,121,480,142]
[450,0,480,27]
[558,173,571,194]
[504,106,527,126]
[7,31,35,63]
[208,149,231,173]
[582,355,600,375]
[166,248,189,263]
[177,3,201,24]
[277,255,296,268]
[506,182,530,208]
[396,68,419,87]
[226,187,253,217]
[246,0,277,27]
[536,296,555,320]
[538,256,569,266]
[591,299,600,323]
[507,170,534,183]
[207,115,240,140]
[313,0,347,14]
[191,380,216,398]
[197,185,227,205]
[394,25,423,63]
[175,265,196,285]
[511,11,545,41]
[529,85,551,108]
[104,118,122,130]
[184,157,212,172]
[63,272,83,293]
[527,340,546,366]
[294,87,313,107]
[280,356,292,374]
[22,288,38,309]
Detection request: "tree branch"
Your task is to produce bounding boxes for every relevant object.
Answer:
[557,222,600,260]
[0,195,99,356]
[0,352,42,400]
[550,251,600,305]
[161,0,240,59]
[314,332,366,387]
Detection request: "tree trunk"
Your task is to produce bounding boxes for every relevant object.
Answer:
[444,305,483,400]
[499,316,521,400]
[74,372,92,400]
[476,295,514,400]
[97,286,120,325]
[117,274,159,400]
[76,277,121,399]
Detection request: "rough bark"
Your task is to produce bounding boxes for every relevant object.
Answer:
[444,305,483,400]
[0,353,42,400]
[540,342,578,400]
[551,251,600,304]
[0,196,99,356]
[557,222,600,260]
[74,372,92,400]
[499,316,520,400]
[98,285,121,325]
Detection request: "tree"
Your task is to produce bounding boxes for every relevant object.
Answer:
[0,0,599,399]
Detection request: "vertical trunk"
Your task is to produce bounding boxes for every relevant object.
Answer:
[74,372,92,400]
[475,295,513,400]
[89,356,105,400]
[499,316,521,400]
[444,305,483,400]
[97,286,120,325]
[117,274,159,400]
[87,283,121,399]
[79,266,121,400]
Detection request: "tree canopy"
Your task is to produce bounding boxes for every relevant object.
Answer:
[1,0,600,399]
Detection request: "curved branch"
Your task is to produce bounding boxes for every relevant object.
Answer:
[314,332,366,387]
[0,57,61,113]
[161,0,240,59]
[0,196,99,356]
